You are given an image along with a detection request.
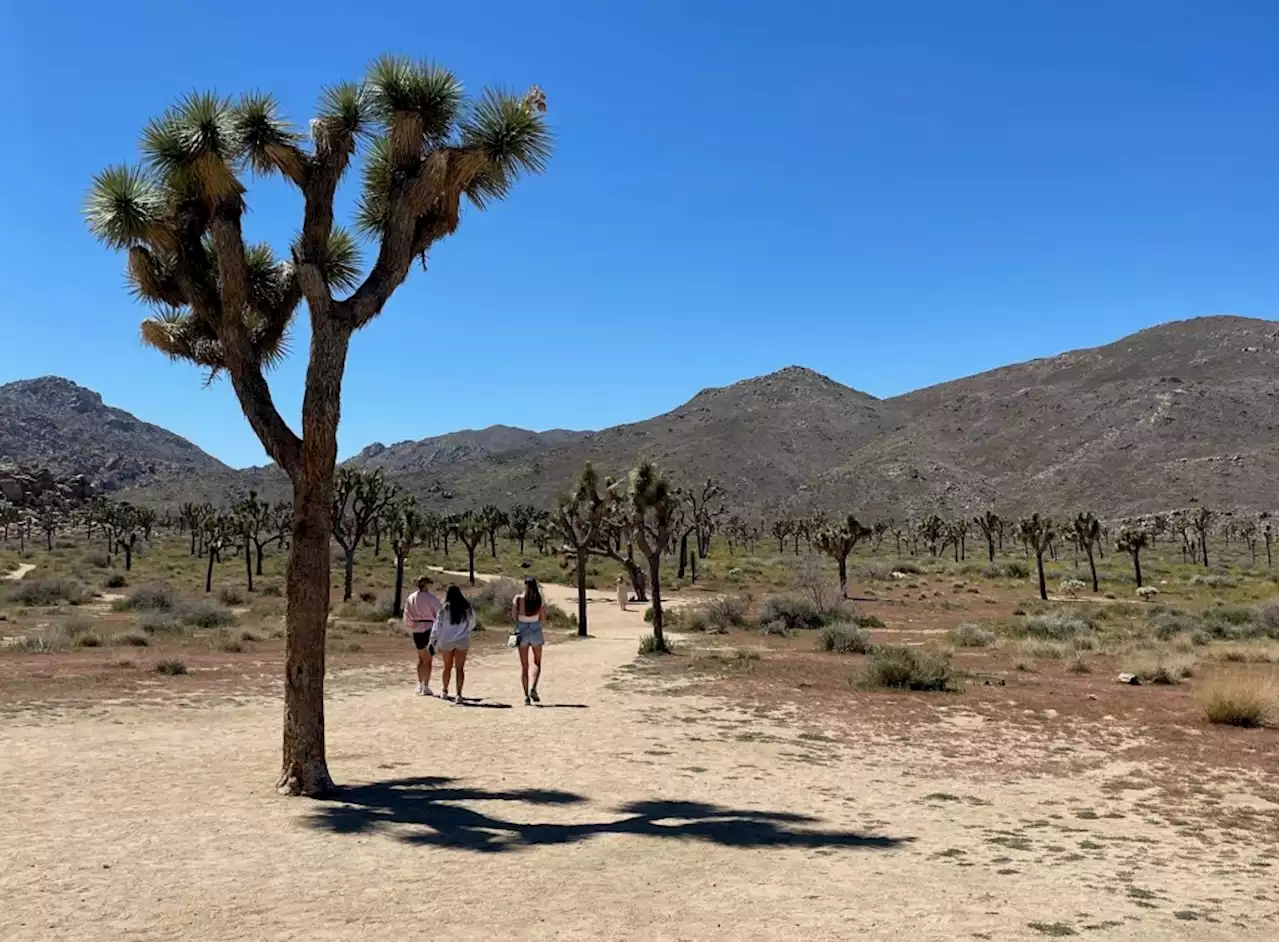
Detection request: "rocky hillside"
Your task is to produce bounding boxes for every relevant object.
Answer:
[0,377,230,492]
[7,315,1276,518]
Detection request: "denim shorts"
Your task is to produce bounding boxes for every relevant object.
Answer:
[516,621,544,647]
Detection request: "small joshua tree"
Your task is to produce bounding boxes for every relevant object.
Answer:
[331,467,399,602]
[551,463,610,637]
[452,510,488,586]
[479,504,508,558]
[615,460,681,649]
[1191,507,1213,568]
[973,510,1001,563]
[1017,513,1055,601]
[814,514,872,598]
[388,498,427,616]
[1115,524,1150,588]
[1071,511,1102,593]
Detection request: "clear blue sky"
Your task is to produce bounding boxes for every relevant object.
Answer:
[0,1,1274,468]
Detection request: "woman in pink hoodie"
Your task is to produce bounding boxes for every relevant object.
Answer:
[402,575,441,696]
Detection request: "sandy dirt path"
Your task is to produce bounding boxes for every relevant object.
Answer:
[3,562,35,581]
[1,574,1274,941]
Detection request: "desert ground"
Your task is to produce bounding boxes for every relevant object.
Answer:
[1,534,1276,941]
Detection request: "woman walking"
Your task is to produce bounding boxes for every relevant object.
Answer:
[402,575,440,696]
[431,585,475,704]
[512,576,546,705]
[615,574,629,611]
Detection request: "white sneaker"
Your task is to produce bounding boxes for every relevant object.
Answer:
[422,685,434,697]
[415,682,425,696]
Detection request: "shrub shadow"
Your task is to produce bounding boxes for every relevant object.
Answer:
[305,776,910,854]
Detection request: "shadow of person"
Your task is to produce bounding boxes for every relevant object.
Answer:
[305,776,910,855]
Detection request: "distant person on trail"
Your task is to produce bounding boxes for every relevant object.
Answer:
[616,574,629,611]
[431,584,475,704]
[403,575,441,696]
[512,576,546,705]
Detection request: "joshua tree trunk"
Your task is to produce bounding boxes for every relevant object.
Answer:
[837,553,849,598]
[1085,544,1098,593]
[1034,550,1047,601]
[575,552,588,638]
[986,538,995,563]
[1200,537,1209,568]
[1130,549,1143,587]
[343,550,355,602]
[489,531,498,558]
[190,530,198,555]
[256,543,265,576]
[629,558,647,602]
[392,551,407,617]
[689,548,697,584]
[244,538,254,592]
[205,550,216,593]
[677,531,689,579]
[647,555,665,648]
[466,545,477,586]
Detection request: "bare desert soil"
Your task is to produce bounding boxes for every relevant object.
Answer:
[1,574,1276,942]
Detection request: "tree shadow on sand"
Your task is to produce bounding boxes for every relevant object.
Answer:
[304,776,911,854]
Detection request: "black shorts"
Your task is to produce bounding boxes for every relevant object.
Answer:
[411,631,433,652]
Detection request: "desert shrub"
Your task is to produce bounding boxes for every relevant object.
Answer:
[239,630,261,643]
[74,631,103,648]
[1199,677,1276,728]
[1016,639,1069,660]
[817,623,871,654]
[1256,599,1279,635]
[1066,651,1091,673]
[104,573,128,589]
[218,637,245,653]
[1021,609,1095,640]
[862,645,957,692]
[155,659,188,675]
[180,600,237,629]
[703,596,749,631]
[137,612,184,634]
[682,609,711,633]
[1003,561,1031,579]
[358,590,378,604]
[854,560,894,581]
[758,619,790,636]
[1059,578,1087,597]
[62,614,95,638]
[638,634,673,655]
[1136,586,1159,600]
[217,586,246,606]
[470,578,523,616]
[334,600,393,624]
[1189,574,1237,589]
[113,582,177,612]
[1150,612,1199,640]
[13,635,65,653]
[543,603,573,631]
[5,578,89,607]
[1133,657,1195,685]
[757,595,825,632]
[854,613,885,629]
[113,631,150,647]
[949,622,995,648]
[259,582,284,597]
[1153,604,1278,643]
[82,551,112,569]
[893,562,923,575]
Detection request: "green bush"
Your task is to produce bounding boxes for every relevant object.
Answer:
[757,595,825,632]
[854,613,885,629]
[217,585,246,606]
[1021,610,1095,640]
[113,583,177,612]
[155,659,188,675]
[1003,561,1031,579]
[259,582,284,597]
[62,614,95,638]
[137,612,184,634]
[5,578,89,607]
[180,600,237,629]
[82,551,112,569]
[949,622,996,647]
[74,632,103,648]
[703,596,750,631]
[863,645,957,692]
[817,623,871,654]
[114,631,151,647]
[893,562,923,575]
[1200,677,1275,728]
[104,573,128,589]
[638,633,673,655]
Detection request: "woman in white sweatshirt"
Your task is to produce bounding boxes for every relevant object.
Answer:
[430,585,475,704]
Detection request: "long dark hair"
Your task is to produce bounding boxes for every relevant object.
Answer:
[522,578,542,617]
[444,584,471,623]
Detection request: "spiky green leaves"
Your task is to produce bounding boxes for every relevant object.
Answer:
[461,88,553,208]
[292,228,363,291]
[84,166,167,249]
[233,92,306,182]
[366,56,464,158]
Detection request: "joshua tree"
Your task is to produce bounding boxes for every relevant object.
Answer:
[616,461,681,649]
[332,468,399,602]
[946,519,968,562]
[85,58,550,796]
[1237,519,1259,564]
[917,514,946,557]
[479,504,508,558]
[112,504,145,571]
[1190,507,1213,568]
[551,463,610,638]
[1261,512,1274,569]
[232,490,282,588]
[973,510,1001,563]
[1071,511,1102,593]
[202,512,237,593]
[178,502,205,553]
[1017,513,1056,601]
[452,511,488,586]
[871,519,890,552]
[1115,524,1150,587]
[770,518,793,554]
[388,499,427,616]
[507,503,540,554]
[814,515,872,598]
[683,478,725,559]
[35,502,63,552]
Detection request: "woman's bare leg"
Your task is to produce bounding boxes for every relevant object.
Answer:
[440,650,455,698]
[530,644,543,695]
[417,649,433,689]
[518,644,531,701]
[454,649,468,702]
